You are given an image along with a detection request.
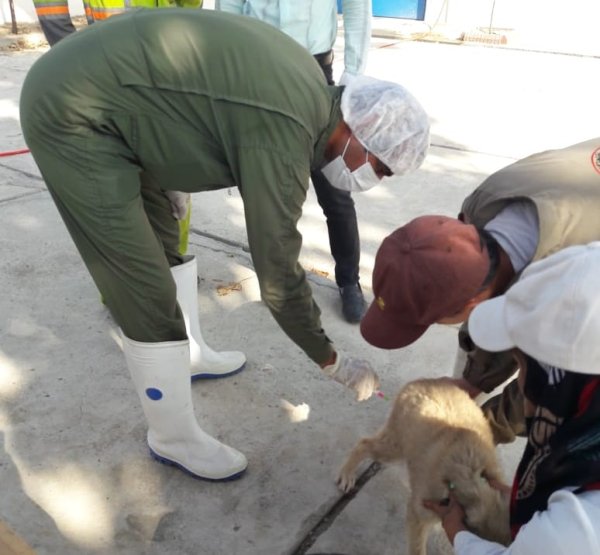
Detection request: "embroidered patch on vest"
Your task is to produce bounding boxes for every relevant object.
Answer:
[591,147,600,175]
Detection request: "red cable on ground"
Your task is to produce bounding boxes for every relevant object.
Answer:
[0,148,31,158]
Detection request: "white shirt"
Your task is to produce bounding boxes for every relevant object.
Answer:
[454,489,600,555]
[484,201,539,274]
[215,0,371,77]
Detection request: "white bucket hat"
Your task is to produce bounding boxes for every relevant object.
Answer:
[468,242,600,375]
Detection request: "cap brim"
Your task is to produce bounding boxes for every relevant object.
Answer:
[360,299,429,349]
[467,296,514,353]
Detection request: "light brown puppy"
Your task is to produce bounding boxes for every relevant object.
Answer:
[337,378,510,555]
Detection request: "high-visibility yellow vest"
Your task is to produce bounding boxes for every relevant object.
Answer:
[33,0,202,26]
[86,0,201,21]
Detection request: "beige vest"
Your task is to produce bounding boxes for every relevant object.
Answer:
[461,137,600,261]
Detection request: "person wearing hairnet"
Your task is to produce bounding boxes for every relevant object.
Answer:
[425,243,600,554]
[20,10,429,481]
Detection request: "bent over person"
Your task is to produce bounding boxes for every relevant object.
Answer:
[20,10,429,481]
[360,138,600,444]
[216,0,372,322]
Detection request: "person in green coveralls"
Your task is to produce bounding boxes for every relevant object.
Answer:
[20,10,429,481]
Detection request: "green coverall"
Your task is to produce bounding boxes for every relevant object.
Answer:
[20,9,339,365]
[33,0,199,256]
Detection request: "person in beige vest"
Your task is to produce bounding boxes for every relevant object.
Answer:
[359,137,600,443]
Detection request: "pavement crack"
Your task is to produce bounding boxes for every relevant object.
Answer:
[430,142,518,160]
[189,226,340,292]
[190,226,251,252]
[0,160,45,183]
[290,462,382,555]
[0,189,46,204]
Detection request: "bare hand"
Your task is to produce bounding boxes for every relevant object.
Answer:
[423,492,467,544]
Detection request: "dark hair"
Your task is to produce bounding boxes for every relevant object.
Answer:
[477,228,500,289]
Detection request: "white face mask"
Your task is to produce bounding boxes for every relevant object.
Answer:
[321,135,382,193]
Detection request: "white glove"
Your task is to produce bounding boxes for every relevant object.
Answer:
[164,190,191,220]
[322,352,380,401]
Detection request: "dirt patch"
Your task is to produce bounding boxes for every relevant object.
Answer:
[0,16,88,51]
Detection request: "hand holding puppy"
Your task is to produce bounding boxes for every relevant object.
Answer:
[423,491,467,544]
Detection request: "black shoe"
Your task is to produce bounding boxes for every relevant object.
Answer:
[339,284,367,323]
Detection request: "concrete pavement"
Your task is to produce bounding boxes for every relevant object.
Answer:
[1,22,599,555]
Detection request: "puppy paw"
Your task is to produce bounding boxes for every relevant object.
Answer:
[336,469,357,493]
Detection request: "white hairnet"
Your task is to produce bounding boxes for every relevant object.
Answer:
[341,75,430,175]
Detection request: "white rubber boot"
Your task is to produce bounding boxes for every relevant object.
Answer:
[122,335,247,480]
[171,257,246,380]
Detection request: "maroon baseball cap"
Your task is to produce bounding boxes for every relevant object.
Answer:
[360,215,490,349]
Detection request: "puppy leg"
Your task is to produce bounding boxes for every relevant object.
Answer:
[337,437,376,492]
[406,497,431,555]
[337,428,405,492]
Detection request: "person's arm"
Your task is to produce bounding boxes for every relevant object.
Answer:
[238,147,332,364]
[427,489,600,555]
[339,0,371,81]
[424,494,509,555]
[214,0,244,14]
[452,531,511,555]
[235,142,379,398]
[423,493,469,545]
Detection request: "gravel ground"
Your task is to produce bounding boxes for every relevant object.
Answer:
[0,16,88,51]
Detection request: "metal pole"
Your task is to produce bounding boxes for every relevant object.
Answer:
[488,0,497,34]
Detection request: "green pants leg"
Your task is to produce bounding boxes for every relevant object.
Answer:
[25,133,187,344]
[100,178,188,305]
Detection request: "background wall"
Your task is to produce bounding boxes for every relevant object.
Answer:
[422,0,600,55]
[1,0,599,57]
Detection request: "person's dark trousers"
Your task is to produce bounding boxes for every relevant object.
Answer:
[312,50,365,323]
[312,168,360,288]
[34,0,94,47]
[314,50,335,86]
[37,14,77,46]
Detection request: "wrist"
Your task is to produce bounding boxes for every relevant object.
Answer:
[319,351,337,369]
[321,351,340,377]
[443,518,467,544]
